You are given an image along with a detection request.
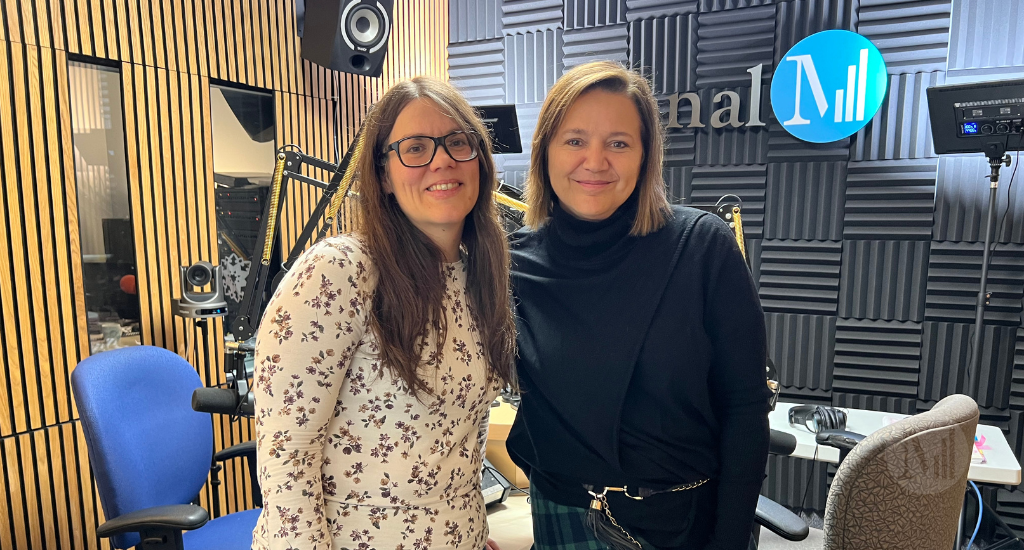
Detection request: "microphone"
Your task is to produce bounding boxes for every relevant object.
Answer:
[192,387,254,416]
[768,429,797,456]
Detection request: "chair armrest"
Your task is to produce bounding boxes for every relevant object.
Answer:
[213,440,263,508]
[97,504,209,538]
[769,429,797,456]
[754,495,809,541]
[815,430,865,452]
[214,440,255,463]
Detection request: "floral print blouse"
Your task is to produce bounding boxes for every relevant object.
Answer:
[251,235,501,550]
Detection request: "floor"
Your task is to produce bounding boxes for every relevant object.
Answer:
[486,492,534,550]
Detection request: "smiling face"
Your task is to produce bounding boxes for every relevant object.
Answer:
[382,98,481,245]
[546,88,644,222]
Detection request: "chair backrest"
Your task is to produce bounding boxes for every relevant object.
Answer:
[823,394,979,550]
[71,346,214,549]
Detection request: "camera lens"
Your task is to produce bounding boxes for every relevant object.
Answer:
[186,262,213,287]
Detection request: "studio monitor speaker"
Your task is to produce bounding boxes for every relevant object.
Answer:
[301,0,394,77]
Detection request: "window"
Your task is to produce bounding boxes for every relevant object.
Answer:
[210,84,277,334]
[68,61,140,354]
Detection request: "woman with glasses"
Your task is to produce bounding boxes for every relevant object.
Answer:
[507,61,770,550]
[251,76,515,550]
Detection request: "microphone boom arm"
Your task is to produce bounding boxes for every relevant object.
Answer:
[230,131,364,342]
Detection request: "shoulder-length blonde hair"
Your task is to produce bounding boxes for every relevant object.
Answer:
[354,76,516,397]
[525,61,670,236]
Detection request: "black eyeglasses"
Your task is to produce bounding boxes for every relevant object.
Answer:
[380,131,479,168]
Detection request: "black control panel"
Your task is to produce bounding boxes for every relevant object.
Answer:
[927,79,1024,156]
[956,99,1024,137]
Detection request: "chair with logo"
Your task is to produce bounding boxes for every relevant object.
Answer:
[759,394,979,549]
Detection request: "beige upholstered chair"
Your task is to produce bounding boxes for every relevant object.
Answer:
[820,393,979,550]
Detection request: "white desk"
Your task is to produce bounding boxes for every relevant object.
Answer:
[769,402,1022,485]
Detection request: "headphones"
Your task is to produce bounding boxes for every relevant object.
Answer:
[788,405,847,433]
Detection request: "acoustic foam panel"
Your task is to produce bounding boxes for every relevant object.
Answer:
[693,89,771,165]
[628,13,699,94]
[1011,328,1024,412]
[933,153,1024,245]
[502,0,564,34]
[778,386,833,405]
[448,39,506,105]
[857,0,952,74]
[947,0,1024,71]
[759,240,842,315]
[838,240,929,322]
[851,71,944,161]
[504,30,564,104]
[564,0,628,29]
[761,454,830,513]
[663,166,693,203]
[832,391,918,414]
[774,0,859,67]
[832,319,921,398]
[765,313,837,390]
[563,24,629,70]
[747,237,763,290]
[701,0,774,12]
[663,124,698,167]
[624,0,697,21]
[843,158,937,240]
[688,164,767,238]
[766,116,852,163]
[919,321,1016,409]
[695,4,776,89]
[765,161,847,241]
[925,241,1024,326]
[1009,410,1024,468]
[450,0,503,43]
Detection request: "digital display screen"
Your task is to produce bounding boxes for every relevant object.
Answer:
[963,122,979,134]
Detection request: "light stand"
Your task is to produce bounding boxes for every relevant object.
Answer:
[925,78,1024,406]
[968,145,1012,398]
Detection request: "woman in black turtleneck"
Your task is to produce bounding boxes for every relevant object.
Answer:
[507,61,771,550]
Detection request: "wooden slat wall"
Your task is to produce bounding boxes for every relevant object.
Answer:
[0,1,449,549]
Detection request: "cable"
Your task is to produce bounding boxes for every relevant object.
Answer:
[332,72,342,166]
[183,318,195,362]
[798,440,820,511]
[967,480,983,550]
[989,131,1023,257]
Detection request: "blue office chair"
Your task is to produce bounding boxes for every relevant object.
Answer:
[71,345,261,550]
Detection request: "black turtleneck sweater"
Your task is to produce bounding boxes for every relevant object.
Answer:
[508,194,771,550]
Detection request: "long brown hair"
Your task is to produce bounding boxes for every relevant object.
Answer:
[525,61,670,236]
[354,76,516,397]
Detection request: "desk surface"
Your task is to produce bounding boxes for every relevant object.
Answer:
[770,402,1022,485]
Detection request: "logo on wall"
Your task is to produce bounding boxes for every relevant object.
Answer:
[770,30,888,143]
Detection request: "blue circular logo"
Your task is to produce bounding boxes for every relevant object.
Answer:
[770,30,888,143]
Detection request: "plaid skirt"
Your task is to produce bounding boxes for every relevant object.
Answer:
[530,483,653,550]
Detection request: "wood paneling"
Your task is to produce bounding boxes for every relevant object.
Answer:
[0,0,449,548]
